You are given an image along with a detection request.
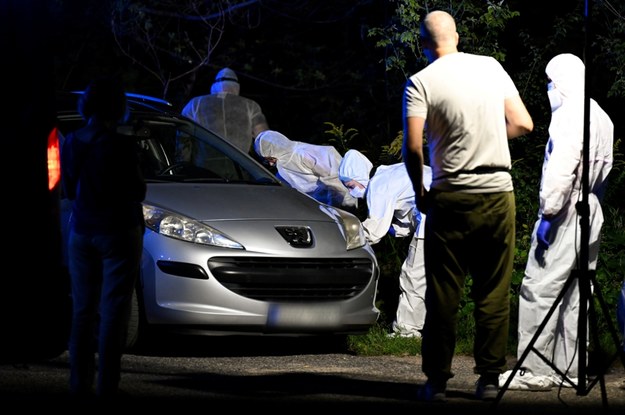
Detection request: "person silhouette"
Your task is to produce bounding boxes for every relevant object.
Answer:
[339,149,432,339]
[61,76,146,400]
[402,10,533,402]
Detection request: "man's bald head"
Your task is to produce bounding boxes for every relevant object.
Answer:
[420,10,459,62]
[421,10,458,45]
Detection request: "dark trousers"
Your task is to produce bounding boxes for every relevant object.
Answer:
[421,190,515,383]
[68,225,143,397]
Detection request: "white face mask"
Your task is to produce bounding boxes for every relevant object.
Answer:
[547,81,563,111]
[349,186,366,199]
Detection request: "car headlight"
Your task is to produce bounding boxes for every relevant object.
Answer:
[142,204,244,249]
[320,205,367,250]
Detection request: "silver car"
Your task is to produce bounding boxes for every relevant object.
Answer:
[57,93,380,348]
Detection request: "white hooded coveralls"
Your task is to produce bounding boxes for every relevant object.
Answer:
[514,53,614,386]
[182,68,268,153]
[339,149,432,336]
[254,130,357,208]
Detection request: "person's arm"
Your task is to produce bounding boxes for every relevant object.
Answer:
[362,180,397,245]
[402,116,427,212]
[504,94,534,139]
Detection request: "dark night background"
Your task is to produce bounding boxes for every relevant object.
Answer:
[45,0,624,155]
[3,0,624,359]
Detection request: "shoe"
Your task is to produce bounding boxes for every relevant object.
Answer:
[417,379,447,402]
[499,369,553,391]
[475,375,499,401]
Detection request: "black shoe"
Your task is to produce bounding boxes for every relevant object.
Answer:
[417,379,447,402]
[475,375,498,401]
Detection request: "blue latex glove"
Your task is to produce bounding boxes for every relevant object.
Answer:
[536,217,552,250]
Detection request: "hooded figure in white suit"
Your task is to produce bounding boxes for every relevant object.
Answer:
[254,130,357,209]
[182,68,269,153]
[503,53,614,390]
[339,149,432,337]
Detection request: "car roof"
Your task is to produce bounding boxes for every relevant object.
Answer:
[55,90,176,115]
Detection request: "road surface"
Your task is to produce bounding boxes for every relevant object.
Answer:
[1,335,623,413]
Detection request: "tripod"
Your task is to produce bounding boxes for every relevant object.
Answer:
[494,0,625,408]
[494,266,625,407]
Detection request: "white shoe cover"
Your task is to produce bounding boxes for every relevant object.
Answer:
[386,330,422,339]
[499,369,554,391]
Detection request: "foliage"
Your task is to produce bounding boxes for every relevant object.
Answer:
[323,122,360,154]
[379,131,404,165]
[347,323,422,356]
[366,0,424,79]
[593,2,625,100]
[110,0,246,100]
[367,0,519,78]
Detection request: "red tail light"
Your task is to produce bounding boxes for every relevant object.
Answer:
[47,126,61,191]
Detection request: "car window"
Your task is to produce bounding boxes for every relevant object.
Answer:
[122,115,280,185]
[56,94,281,186]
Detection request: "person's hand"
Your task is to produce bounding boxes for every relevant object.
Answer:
[536,217,552,250]
[415,189,430,214]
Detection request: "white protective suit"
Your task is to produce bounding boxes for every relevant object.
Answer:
[339,149,433,337]
[182,68,268,153]
[254,130,357,208]
[504,53,614,390]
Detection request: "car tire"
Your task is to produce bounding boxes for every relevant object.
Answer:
[125,286,144,351]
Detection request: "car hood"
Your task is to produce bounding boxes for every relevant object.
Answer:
[145,182,339,223]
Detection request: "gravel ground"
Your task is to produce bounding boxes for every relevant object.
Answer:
[1,336,623,414]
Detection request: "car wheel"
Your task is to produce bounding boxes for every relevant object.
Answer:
[125,286,143,351]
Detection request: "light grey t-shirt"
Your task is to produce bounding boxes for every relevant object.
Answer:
[404,52,519,193]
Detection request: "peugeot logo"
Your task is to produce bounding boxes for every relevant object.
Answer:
[275,226,314,248]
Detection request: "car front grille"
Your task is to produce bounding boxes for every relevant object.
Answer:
[207,257,375,302]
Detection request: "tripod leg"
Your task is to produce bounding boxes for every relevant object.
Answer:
[582,270,625,403]
[493,271,577,406]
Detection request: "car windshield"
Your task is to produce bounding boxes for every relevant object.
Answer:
[126,114,279,185]
[58,110,280,186]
